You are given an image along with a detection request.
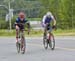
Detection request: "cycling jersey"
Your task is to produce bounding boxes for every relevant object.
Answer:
[16,17,27,24]
[44,17,52,24]
[42,14,54,27]
[15,17,27,30]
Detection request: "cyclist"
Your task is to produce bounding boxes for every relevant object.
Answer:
[42,11,56,38]
[15,11,30,45]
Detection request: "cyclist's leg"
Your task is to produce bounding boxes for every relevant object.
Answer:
[16,26,20,43]
[48,27,52,40]
[21,29,25,42]
[20,25,25,46]
[21,29,25,52]
[20,25,25,39]
[44,27,47,38]
[21,30,24,39]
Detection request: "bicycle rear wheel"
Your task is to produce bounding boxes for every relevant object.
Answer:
[49,34,55,50]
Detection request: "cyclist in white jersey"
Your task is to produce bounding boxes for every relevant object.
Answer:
[42,12,56,36]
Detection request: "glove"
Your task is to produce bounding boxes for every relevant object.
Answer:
[52,25,57,29]
[42,23,46,27]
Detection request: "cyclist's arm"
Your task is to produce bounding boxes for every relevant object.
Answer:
[42,15,46,27]
[51,15,56,26]
[24,20,30,34]
[51,15,57,30]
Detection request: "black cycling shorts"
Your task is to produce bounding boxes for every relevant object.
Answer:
[17,24,24,30]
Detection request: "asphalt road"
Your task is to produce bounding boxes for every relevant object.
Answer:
[0,36,75,61]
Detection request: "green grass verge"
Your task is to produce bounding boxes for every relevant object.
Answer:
[0,29,75,37]
[53,29,75,36]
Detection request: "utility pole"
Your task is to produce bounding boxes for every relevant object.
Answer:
[0,0,14,31]
[8,1,12,31]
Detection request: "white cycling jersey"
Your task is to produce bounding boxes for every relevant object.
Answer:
[42,12,55,27]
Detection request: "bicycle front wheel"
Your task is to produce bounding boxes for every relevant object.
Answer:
[49,34,55,50]
[43,36,48,49]
[21,38,26,54]
[16,42,20,53]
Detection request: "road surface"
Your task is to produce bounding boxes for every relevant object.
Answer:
[0,36,75,61]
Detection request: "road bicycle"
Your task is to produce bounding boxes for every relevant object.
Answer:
[43,24,55,50]
[16,23,26,54]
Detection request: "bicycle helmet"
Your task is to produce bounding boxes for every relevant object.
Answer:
[18,12,25,18]
[46,12,52,17]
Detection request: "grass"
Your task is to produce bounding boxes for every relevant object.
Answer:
[53,29,75,36]
[0,29,75,37]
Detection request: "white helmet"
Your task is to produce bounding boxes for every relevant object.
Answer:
[46,12,52,17]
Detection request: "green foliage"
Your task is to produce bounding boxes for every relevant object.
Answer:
[0,0,75,29]
[39,0,75,29]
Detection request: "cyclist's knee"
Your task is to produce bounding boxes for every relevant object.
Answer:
[16,26,19,30]
[16,28,19,31]
[16,29,19,37]
[16,27,19,33]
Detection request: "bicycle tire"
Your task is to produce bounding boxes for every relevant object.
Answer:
[16,42,20,53]
[43,36,48,49]
[49,34,55,50]
[21,38,26,54]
